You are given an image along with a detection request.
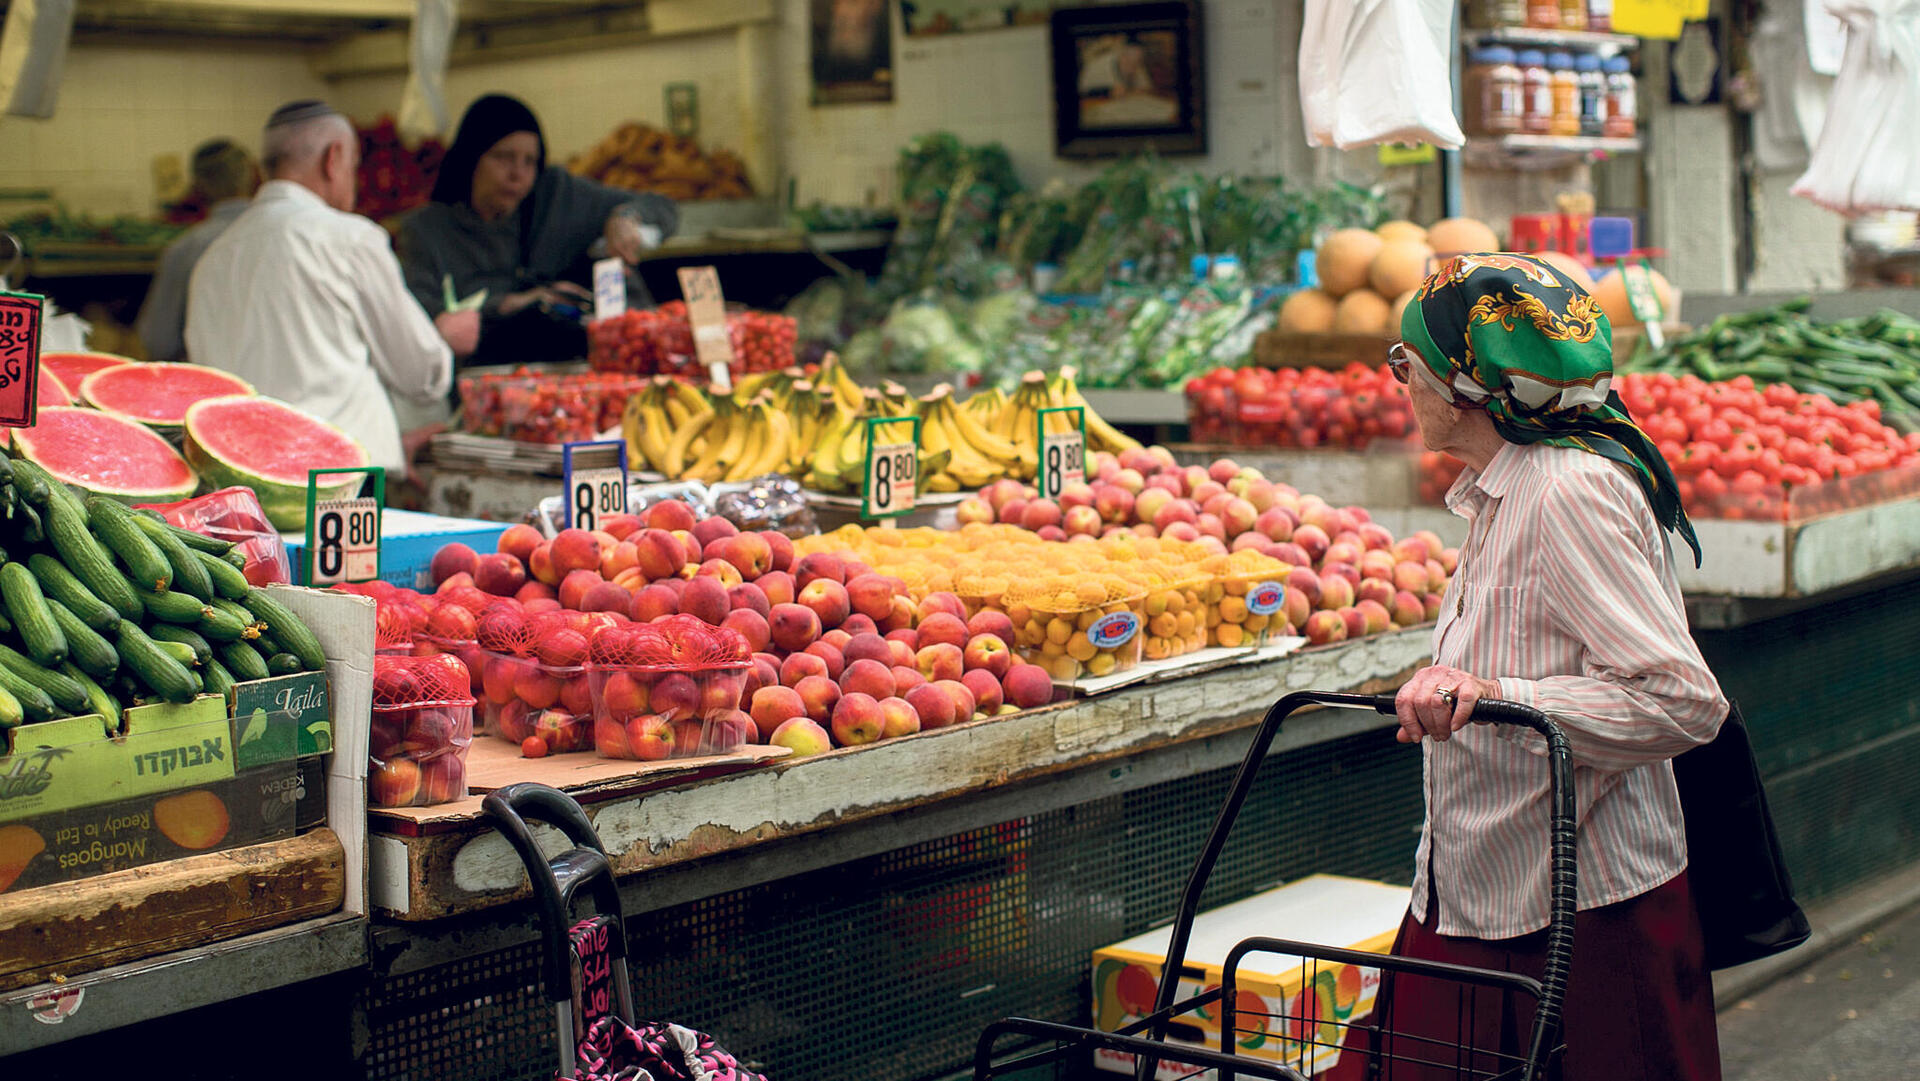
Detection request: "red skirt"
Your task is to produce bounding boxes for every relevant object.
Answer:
[1325,872,1720,1081]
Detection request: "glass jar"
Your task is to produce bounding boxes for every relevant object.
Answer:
[1589,0,1614,31]
[1548,51,1581,137]
[1519,50,1554,136]
[1527,0,1561,29]
[1576,53,1607,136]
[1603,55,1637,137]
[1467,0,1529,28]
[1557,0,1588,32]
[1480,47,1525,136]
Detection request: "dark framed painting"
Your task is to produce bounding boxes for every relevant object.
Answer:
[1050,0,1206,158]
[812,0,895,105]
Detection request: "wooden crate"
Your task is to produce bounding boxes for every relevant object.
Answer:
[1253,330,1394,370]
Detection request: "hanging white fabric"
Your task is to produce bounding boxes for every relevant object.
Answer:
[1792,0,1920,214]
[1300,0,1465,151]
[1751,1,1835,172]
[398,0,459,141]
[0,0,77,119]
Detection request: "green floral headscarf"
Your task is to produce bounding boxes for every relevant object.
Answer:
[1401,253,1701,566]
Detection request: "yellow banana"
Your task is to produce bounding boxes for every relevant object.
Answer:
[624,388,673,474]
[660,410,714,478]
[683,401,742,482]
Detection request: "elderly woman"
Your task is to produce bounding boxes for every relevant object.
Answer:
[397,94,679,369]
[1382,254,1727,1080]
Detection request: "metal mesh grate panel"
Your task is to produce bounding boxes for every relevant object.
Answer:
[362,937,558,1081]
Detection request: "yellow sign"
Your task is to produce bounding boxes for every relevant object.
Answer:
[1612,0,1694,39]
[1377,143,1440,167]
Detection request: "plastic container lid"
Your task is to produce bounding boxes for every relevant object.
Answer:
[1547,51,1575,69]
[1517,49,1548,68]
[1484,46,1518,65]
[1588,217,1636,259]
[1604,56,1632,74]
[1575,53,1602,73]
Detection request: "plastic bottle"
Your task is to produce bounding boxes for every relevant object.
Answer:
[1557,0,1588,32]
[1548,52,1581,137]
[1519,50,1554,135]
[1603,55,1637,137]
[1481,47,1525,135]
[1588,0,1613,32]
[1575,53,1607,137]
[1527,0,1561,29]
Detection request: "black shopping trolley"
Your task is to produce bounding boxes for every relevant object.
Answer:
[973,690,1577,1081]
[482,782,768,1081]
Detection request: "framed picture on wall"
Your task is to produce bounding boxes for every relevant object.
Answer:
[812,0,895,104]
[1050,0,1205,158]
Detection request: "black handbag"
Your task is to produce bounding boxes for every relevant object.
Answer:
[1672,699,1812,970]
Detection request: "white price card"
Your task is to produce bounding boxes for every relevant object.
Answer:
[862,417,921,520]
[1036,406,1087,501]
[563,440,630,533]
[677,265,734,389]
[310,498,380,585]
[593,257,627,321]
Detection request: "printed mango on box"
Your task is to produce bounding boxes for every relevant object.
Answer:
[1092,875,1409,1079]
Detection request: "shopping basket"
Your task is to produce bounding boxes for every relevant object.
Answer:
[972,690,1576,1081]
[482,782,768,1081]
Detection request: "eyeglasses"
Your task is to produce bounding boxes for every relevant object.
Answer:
[1387,342,1412,384]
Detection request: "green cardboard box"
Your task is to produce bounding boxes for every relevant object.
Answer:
[0,697,234,823]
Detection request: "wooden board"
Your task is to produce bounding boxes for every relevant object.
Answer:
[368,741,791,833]
[0,829,345,992]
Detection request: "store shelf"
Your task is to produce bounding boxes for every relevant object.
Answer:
[1462,132,1644,170]
[1461,26,1639,51]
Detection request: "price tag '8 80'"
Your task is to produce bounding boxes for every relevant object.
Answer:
[570,469,628,533]
[311,498,380,584]
[863,416,921,519]
[1037,406,1086,501]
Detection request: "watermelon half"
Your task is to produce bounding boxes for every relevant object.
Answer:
[183,395,369,530]
[37,371,72,408]
[40,351,134,396]
[12,407,198,503]
[80,362,255,432]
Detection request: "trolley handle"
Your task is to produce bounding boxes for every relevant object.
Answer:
[482,782,629,1007]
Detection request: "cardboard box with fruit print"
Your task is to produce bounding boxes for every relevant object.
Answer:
[1092,875,1409,1079]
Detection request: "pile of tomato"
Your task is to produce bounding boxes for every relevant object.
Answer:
[1185,363,1415,450]
[458,368,647,444]
[1419,372,1920,520]
[587,302,797,381]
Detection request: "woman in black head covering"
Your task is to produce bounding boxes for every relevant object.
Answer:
[397,94,679,369]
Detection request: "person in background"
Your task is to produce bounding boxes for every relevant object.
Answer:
[135,139,260,362]
[186,101,469,475]
[397,93,678,370]
[1370,253,1725,1080]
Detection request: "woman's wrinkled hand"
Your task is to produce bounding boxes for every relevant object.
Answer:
[1394,666,1502,744]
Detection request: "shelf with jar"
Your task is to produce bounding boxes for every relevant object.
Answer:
[1461,40,1640,166]
[1461,27,1639,53]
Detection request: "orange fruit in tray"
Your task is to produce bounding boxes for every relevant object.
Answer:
[0,824,46,892]
[154,789,232,850]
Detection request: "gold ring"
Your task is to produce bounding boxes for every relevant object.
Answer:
[1436,686,1456,705]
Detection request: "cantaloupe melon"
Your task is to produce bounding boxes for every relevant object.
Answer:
[1370,240,1437,299]
[1374,220,1429,245]
[1530,250,1597,293]
[1316,228,1385,298]
[1277,288,1338,334]
[1589,268,1675,328]
[1334,289,1392,336]
[1427,217,1501,258]
[1389,289,1418,338]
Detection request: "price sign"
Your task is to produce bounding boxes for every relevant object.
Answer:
[862,416,921,520]
[592,257,627,321]
[563,440,629,533]
[1036,406,1087,501]
[1617,257,1667,349]
[302,467,385,586]
[0,291,46,428]
[676,265,734,390]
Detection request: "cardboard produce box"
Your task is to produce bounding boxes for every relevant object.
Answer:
[1092,875,1410,1079]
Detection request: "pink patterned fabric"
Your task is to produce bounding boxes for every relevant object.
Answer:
[561,1014,769,1081]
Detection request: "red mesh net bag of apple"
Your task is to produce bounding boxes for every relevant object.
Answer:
[368,653,476,808]
[474,607,612,755]
[587,614,753,761]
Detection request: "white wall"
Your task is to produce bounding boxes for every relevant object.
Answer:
[0,41,328,216]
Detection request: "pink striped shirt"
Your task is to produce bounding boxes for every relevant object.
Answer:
[1413,441,1726,939]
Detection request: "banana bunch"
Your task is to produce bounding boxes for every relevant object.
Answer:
[627,377,798,484]
[1046,365,1142,455]
[918,384,1036,491]
[802,388,952,495]
[624,376,713,475]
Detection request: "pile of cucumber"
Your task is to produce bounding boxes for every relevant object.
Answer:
[1622,298,1920,429]
[0,458,325,733]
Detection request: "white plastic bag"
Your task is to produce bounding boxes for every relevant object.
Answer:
[397,0,458,142]
[1792,0,1920,214]
[1300,0,1465,150]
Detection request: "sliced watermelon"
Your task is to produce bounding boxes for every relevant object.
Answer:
[183,395,369,530]
[40,351,134,396]
[37,371,72,408]
[80,362,254,430]
[12,407,198,503]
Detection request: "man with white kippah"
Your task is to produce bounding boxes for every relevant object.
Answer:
[185,100,465,475]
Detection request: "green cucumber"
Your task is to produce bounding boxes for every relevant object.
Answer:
[0,642,89,714]
[201,656,237,703]
[132,515,214,601]
[11,503,44,546]
[0,562,67,668]
[221,550,248,571]
[61,662,120,728]
[194,549,252,600]
[196,604,251,642]
[87,496,171,593]
[253,630,285,658]
[42,498,145,622]
[8,461,51,508]
[244,588,325,672]
[29,553,121,635]
[146,624,213,668]
[142,589,213,626]
[46,598,118,679]
[267,653,303,676]
[115,621,200,704]
[0,680,21,730]
[167,525,233,555]
[219,639,271,682]
[153,640,199,668]
[208,597,260,636]
[0,665,55,723]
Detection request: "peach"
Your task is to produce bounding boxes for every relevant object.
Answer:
[934,679,975,723]
[1359,549,1398,581]
[845,574,896,621]
[555,569,600,611]
[1338,607,1367,640]
[1164,521,1202,543]
[1270,541,1311,567]
[967,610,1016,644]
[1324,540,1364,568]
[841,613,879,637]
[1292,524,1330,563]
[1425,559,1448,591]
[600,540,640,581]
[1303,609,1347,645]
[1208,458,1241,484]
[961,669,1004,715]
[727,583,772,617]
[598,513,642,540]
[529,543,561,586]
[1153,500,1198,533]
[956,496,995,525]
[514,579,557,605]
[673,530,702,564]
[840,658,895,700]
[745,654,780,700]
[963,633,1013,678]
[631,529,688,580]
[917,591,966,623]
[550,529,602,577]
[1036,525,1067,542]
[757,570,797,607]
[1063,505,1103,537]
[625,714,675,760]
[891,665,926,694]
[885,632,918,662]
[769,603,822,653]
[525,597,563,615]
[474,553,527,597]
[1094,484,1136,524]
[905,683,958,730]
[1134,488,1174,525]
[1356,577,1396,609]
[1318,575,1356,610]
[370,758,422,806]
[881,594,919,634]
[1231,533,1269,553]
[804,640,846,681]
[1111,467,1146,495]
[711,532,773,579]
[696,559,744,589]
[642,499,697,533]
[723,609,771,653]
[1322,561,1361,591]
[579,581,632,618]
[1355,599,1392,634]
[631,583,679,622]
[679,576,731,626]
[651,673,700,721]
[1020,499,1063,532]
[1057,480,1096,509]
[1391,537,1432,565]
[780,651,829,687]
[598,670,651,722]
[1392,560,1430,594]
[831,692,885,746]
[798,578,852,629]
[1118,446,1158,474]
[822,628,852,650]
[909,611,966,651]
[770,716,832,757]
[496,524,543,564]
[1220,497,1257,538]
[1194,514,1224,541]
[513,667,562,710]
[877,696,921,739]
[844,632,892,667]
[561,673,596,716]
[1424,592,1444,621]
[1358,522,1395,551]
[1003,663,1054,710]
[594,715,633,758]
[794,552,846,588]
[430,543,478,587]
[1391,590,1427,627]
[691,515,737,551]
[1192,480,1226,506]
[915,642,964,683]
[999,498,1028,526]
